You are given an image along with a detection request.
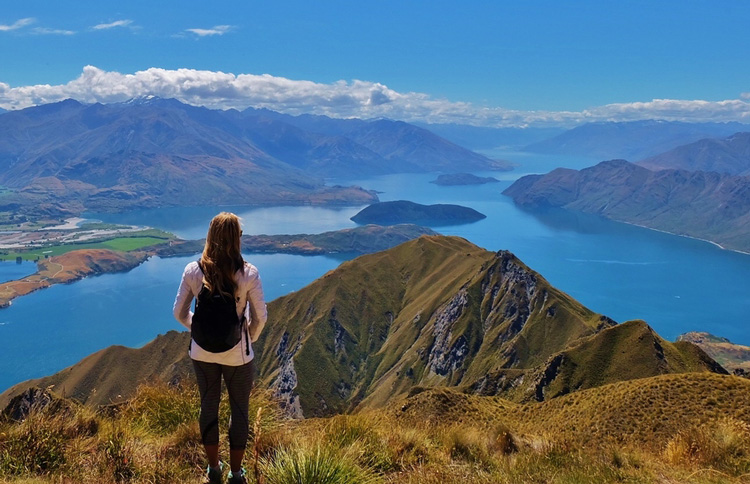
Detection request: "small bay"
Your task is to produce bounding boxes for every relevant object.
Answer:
[0,260,37,284]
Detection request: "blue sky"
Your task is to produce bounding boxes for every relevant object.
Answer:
[1,0,749,126]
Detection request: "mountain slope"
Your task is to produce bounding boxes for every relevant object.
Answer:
[344,119,512,172]
[0,98,508,215]
[503,160,750,252]
[0,331,193,408]
[241,108,514,173]
[0,236,724,417]
[0,99,378,214]
[251,235,618,416]
[469,319,725,402]
[639,131,750,175]
[525,120,749,160]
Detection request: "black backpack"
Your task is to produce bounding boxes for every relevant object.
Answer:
[191,262,249,355]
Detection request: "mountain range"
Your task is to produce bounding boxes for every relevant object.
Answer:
[639,131,750,175]
[412,123,564,151]
[524,120,749,160]
[503,160,750,253]
[0,98,508,216]
[0,235,724,417]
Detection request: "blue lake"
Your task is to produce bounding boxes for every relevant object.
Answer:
[0,260,37,284]
[0,253,342,390]
[2,151,749,391]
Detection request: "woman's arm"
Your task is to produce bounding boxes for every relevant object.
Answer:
[173,264,196,330]
[245,267,268,342]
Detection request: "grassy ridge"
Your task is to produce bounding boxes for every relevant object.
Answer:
[254,235,720,417]
[2,374,750,483]
[535,320,725,400]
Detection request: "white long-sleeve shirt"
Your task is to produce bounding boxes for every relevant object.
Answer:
[173,260,267,365]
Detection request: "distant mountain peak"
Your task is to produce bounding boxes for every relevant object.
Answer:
[639,131,750,175]
[526,120,750,160]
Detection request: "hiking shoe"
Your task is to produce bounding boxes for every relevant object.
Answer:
[206,461,224,484]
[227,468,248,484]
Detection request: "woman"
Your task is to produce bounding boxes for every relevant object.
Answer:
[173,212,267,484]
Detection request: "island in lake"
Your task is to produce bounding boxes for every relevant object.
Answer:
[430,173,500,186]
[350,200,486,226]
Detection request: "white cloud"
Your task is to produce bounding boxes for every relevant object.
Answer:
[32,27,75,35]
[0,17,35,32]
[92,19,133,30]
[186,25,233,37]
[0,66,749,127]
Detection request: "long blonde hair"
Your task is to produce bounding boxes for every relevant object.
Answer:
[200,212,244,298]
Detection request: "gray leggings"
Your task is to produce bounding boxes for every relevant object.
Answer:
[192,359,255,450]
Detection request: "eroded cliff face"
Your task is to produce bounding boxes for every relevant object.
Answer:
[271,331,304,418]
[426,289,469,377]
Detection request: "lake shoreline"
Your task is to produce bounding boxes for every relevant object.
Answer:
[0,224,437,308]
[619,220,750,257]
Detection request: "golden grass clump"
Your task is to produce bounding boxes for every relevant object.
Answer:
[120,380,199,434]
[664,417,750,475]
[260,445,381,484]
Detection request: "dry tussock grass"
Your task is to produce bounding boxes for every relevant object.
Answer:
[2,376,750,483]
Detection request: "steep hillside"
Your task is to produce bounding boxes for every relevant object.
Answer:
[678,332,750,374]
[525,120,748,160]
[251,236,615,416]
[503,160,750,252]
[639,131,750,175]
[251,235,720,416]
[471,319,725,402]
[0,331,192,408]
[0,236,724,418]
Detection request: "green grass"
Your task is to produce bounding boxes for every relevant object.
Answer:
[0,235,172,261]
